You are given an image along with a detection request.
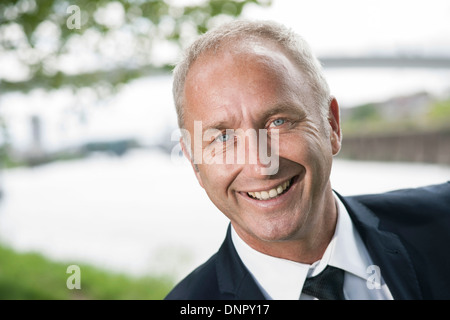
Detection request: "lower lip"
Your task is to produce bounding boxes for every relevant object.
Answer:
[238,175,300,208]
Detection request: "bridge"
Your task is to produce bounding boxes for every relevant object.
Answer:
[338,130,450,165]
[319,56,450,69]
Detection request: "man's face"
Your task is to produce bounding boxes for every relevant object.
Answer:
[182,40,341,246]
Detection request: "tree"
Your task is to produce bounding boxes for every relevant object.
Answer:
[0,0,271,93]
[0,0,271,169]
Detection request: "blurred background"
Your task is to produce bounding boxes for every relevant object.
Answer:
[0,0,449,299]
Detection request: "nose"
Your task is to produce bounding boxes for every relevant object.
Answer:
[238,129,280,177]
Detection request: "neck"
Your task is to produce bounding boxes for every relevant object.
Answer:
[234,188,338,264]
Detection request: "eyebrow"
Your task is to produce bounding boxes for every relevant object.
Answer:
[202,120,235,133]
[201,102,307,132]
[260,103,307,121]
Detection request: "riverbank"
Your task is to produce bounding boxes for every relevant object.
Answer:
[0,242,173,300]
[0,150,448,290]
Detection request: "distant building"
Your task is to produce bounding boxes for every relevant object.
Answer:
[30,115,43,156]
[377,91,432,120]
[340,91,433,124]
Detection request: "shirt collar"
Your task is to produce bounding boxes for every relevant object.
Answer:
[231,192,372,300]
[231,226,310,300]
[328,194,374,280]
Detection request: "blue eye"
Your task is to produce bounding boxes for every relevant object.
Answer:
[216,134,230,142]
[271,119,285,127]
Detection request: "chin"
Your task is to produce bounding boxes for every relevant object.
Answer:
[250,219,303,243]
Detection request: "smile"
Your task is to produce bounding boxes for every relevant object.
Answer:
[247,177,294,200]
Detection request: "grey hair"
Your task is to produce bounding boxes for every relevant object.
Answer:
[172,19,330,129]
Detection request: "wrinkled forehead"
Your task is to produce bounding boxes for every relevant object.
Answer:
[185,37,313,104]
[191,37,298,80]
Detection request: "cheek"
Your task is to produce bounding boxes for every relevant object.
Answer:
[199,164,237,195]
[279,131,333,173]
[198,165,242,218]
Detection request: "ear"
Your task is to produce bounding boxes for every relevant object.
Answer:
[180,137,204,188]
[327,97,342,155]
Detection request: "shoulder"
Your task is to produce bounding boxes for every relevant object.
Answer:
[353,181,450,201]
[164,226,260,300]
[345,181,450,243]
[164,253,223,300]
[164,228,242,300]
[351,181,450,218]
[344,182,450,298]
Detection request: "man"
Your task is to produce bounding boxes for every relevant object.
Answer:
[165,20,450,300]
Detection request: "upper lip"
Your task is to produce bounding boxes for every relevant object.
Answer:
[239,176,294,193]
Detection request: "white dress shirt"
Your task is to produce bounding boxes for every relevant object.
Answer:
[231,193,394,300]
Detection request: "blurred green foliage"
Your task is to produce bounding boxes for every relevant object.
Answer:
[345,103,381,122]
[428,98,450,124]
[341,98,450,136]
[0,0,271,93]
[341,103,384,135]
[0,0,271,169]
[0,1,272,297]
[0,243,174,299]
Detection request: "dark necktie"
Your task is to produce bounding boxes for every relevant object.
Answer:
[301,265,345,300]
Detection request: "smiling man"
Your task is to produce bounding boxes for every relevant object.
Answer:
[165,20,450,300]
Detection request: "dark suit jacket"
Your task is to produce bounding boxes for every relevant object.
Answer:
[165,182,450,300]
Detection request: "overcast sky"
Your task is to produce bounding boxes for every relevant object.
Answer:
[242,0,450,57]
[2,0,450,151]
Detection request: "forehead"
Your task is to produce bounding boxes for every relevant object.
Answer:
[188,38,301,89]
[183,39,313,127]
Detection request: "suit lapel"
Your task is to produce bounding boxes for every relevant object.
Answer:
[338,194,423,299]
[215,225,266,300]
[214,195,425,300]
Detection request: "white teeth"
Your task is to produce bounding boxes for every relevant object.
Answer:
[261,191,269,200]
[269,189,278,198]
[247,179,292,200]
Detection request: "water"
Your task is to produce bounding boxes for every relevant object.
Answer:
[0,149,449,281]
[1,67,450,282]
[2,67,450,154]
